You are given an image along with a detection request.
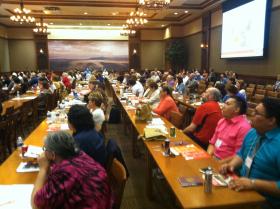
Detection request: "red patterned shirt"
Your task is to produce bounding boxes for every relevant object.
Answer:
[34,151,112,209]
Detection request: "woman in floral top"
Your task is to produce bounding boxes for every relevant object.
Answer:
[31,131,112,209]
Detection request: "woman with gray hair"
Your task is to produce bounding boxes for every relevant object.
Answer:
[31,131,112,209]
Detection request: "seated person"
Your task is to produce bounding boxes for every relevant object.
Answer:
[143,78,154,98]
[183,87,222,150]
[207,96,251,160]
[219,98,280,208]
[153,85,179,121]
[87,93,105,131]
[38,78,52,110]
[274,74,280,91]
[175,76,185,95]
[67,105,106,167]
[127,77,144,97]
[9,77,21,95]
[142,81,160,109]
[31,131,112,209]
[223,84,246,102]
[185,73,198,94]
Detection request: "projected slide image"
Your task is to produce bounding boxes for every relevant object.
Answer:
[48,41,129,71]
[221,0,267,58]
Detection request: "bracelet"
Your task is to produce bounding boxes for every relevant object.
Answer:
[250,179,256,189]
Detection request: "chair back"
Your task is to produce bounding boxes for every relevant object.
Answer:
[255,89,266,95]
[267,91,278,98]
[265,85,274,91]
[253,94,265,103]
[108,158,128,209]
[169,111,184,129]
[256,84,265,89]
[0,120,8,162]
[248,83,256,88]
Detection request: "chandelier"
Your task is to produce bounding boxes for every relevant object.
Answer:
[126,9,148,28]
[120,25,136,36]
[138,0,170,9]
[33,18,49,34]
[10,0,35,24]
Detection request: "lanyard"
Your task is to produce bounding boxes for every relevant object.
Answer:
[244,136,264,177]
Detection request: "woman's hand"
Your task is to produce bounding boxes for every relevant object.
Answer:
[37,152,50,171]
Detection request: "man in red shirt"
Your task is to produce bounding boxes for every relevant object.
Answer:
[183,87,222,149]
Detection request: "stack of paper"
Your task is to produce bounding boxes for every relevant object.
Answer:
[16,162,39,173]
[23,145,43,158]
[47,123,69,132]
[0,184,33,209]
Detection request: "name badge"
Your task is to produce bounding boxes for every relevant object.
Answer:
[245,156,253,170]
[215,139,222,148]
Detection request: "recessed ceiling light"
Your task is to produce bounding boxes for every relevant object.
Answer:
[107,24,111,26]
[49,22,53,25]
[161,24,165,27]
[174,12,178,15]
[112,12,117,16]
[184,10,189,14]
[79,23,83,26]
[84,12,88,15]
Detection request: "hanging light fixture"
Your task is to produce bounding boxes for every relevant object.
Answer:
[138,0,170,10]
[33,17,49,34]
[120,24,136,36]
[126,8,148,28]
[10,0,35,24]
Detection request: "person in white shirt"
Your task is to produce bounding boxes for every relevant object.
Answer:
[87,93,105,132]
[142,81,160,109]
[128,78,144,97]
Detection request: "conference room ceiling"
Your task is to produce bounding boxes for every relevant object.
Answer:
[0,0,224,28]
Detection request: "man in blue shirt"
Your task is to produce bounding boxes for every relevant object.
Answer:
[220,97,280,209]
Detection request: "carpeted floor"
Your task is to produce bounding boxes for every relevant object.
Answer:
[106,121,179,209]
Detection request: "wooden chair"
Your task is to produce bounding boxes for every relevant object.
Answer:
[256,84,265,90]
[265,85,274,91]
[266,91,278,98]
[5,111,19,154]
[248,84,256,89]
[0,120,8,162]
[108,158,128,209]
[255,89,266,95]
[169,111,184,129]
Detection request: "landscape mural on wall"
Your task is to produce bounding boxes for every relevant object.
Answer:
[48,40,128,71]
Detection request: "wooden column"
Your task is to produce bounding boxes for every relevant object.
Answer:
[129,31,141,71]
[34,34,49,71]
[201,12,211,71]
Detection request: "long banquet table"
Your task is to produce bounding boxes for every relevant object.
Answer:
[106,79,265,209]
[0,81,266,209]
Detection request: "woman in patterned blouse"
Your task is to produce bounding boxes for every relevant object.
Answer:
[31,131,112,209]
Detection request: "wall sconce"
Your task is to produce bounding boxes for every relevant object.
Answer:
[39,49,44,54]
[200,43,208,49]
[133,49,137,54]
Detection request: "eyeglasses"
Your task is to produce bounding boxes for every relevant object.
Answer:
[252,109,267,117]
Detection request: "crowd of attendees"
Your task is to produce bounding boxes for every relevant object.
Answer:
[0,67,280,209]
[109,68,280,209]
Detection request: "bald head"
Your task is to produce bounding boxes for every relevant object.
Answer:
[205,87,221,102]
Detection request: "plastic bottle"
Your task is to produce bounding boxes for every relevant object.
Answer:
[17,91,20,98]
[17,136,24,156]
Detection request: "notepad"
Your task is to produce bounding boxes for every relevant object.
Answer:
[23,145,43,158]
[0,184,33,209]
[178,176,203,187]
[16,162,39,173]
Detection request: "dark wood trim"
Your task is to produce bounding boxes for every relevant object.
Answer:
[7,38,35,40]
[181,31,202,39]
[47,39,128,42]
[238,74,276,85]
